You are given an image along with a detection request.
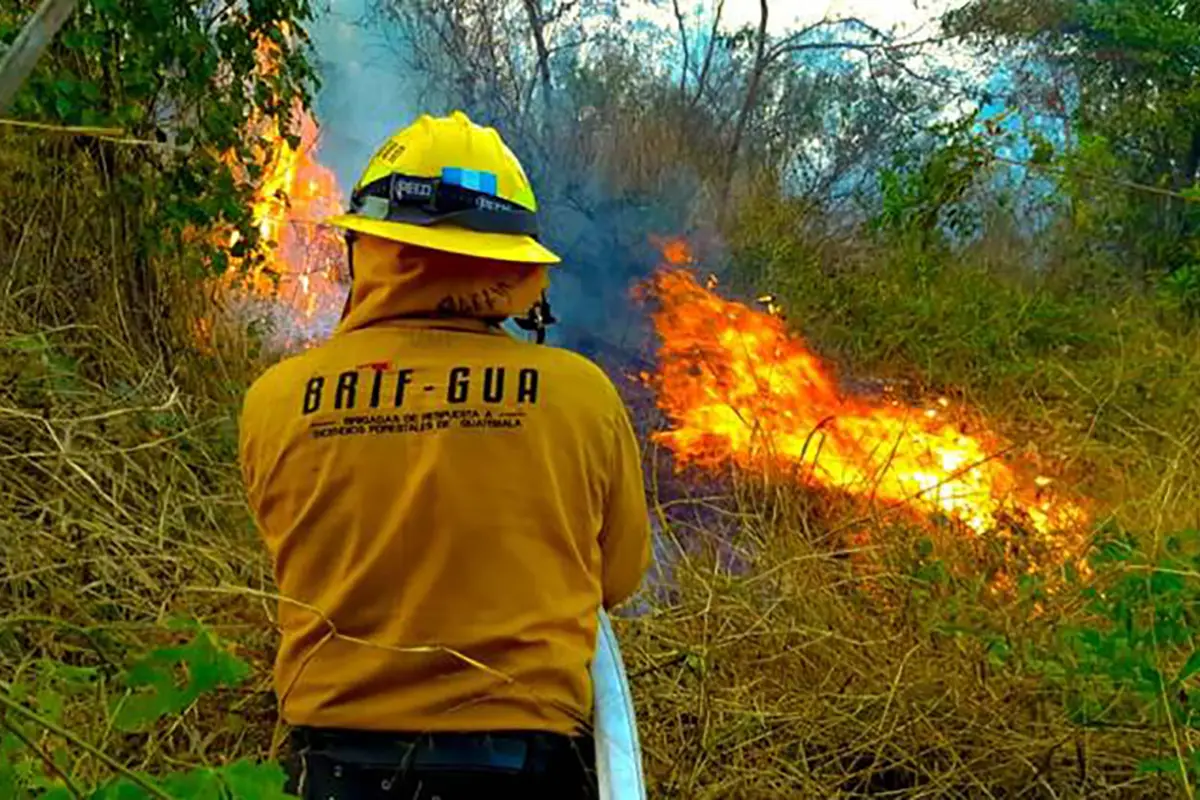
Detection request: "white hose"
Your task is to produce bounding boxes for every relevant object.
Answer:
[591,610,647,800]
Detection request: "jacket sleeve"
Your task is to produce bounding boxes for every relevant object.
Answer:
[598,403,652,610]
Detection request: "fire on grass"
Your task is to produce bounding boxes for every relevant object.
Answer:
[229,105,346,325]
[198,27,347,351]
[216,100,348,349]
[639,239,1091,583]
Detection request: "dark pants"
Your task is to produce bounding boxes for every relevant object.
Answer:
[284,726,600,799]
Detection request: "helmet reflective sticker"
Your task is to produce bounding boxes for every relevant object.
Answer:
[442,167,499,197]
[377,140,407,166]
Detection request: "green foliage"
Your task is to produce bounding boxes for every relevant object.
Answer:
[0,0,317,280]
[1068,0,1200,179]
[111,621,250,733]
[0,624,294,799]
[729,211,1105,394]
[1159,262,1200,317]
[1041,530,1200,788]
[873,116,997,249]
[1051,532,1200,728]
[914,527,1200,792]
[947,0,1200,273]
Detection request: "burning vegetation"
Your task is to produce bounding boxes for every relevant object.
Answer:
[231,104,346,328]
[218,30,348,348]
[640,240,1091,581]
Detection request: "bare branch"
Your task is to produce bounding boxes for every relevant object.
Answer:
[672,0,691,99]
[689,0,726,112]
[768,34,949,65]
[543,0,580,27]
[721,0,770,221]
[522,0,554,107]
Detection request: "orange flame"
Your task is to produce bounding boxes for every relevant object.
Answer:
[643,239,1089,571]
[217,28,347,348]
[233,104,346,319]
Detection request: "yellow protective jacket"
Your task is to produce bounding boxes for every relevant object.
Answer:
[239,238,652,736]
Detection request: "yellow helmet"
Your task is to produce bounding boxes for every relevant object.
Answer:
[326,111,561,265]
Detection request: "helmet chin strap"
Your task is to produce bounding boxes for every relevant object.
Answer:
[514,291,558,345]
[339,231,358,322]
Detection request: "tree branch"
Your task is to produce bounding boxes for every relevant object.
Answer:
[543,0,580,27]
[688,0,725,113]
[672,0,691,99]
[768,34,949,65]
[521,0,554,109]
[720,0,770,222]
[0,0,80,114]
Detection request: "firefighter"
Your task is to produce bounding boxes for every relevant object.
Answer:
[238,111,652,799]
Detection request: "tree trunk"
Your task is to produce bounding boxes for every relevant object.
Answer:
[521,0,553,114]
[719,0,769,227]
[0,0,79,114]
[672,0,691,100]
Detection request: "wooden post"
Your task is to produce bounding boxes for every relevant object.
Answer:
[0,0,80,115]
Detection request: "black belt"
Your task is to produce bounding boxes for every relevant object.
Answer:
[290,726,593,774]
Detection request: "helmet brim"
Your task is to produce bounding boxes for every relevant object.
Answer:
[325,214,562,265]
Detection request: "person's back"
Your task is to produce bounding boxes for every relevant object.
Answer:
[238,112,651,799]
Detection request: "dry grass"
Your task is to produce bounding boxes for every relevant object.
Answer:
[2,129,1199,799]
[0,130,283,783]
[618,475,1187,798]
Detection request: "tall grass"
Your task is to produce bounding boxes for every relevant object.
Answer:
[624,480,1200,797]
[0,131,283,792]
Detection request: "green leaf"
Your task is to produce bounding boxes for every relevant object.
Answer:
[166,617,201,634]
[986,638,1012,667]
[88,777,156,799]
[111,668,186,733]
[35,688,64,724]
[3,334,47,353]
[49,664,101,692]
[1138,756,1185,776]
[161,767,224,799]
[1177,649,1200,684]
[112,628,251,731]
[53,94,75,121]
[0,733,24,759]
[0,761,17,800]
[219,760,296,799]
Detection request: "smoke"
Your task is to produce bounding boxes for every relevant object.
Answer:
[299,4,999,360]
[308,1,424,193]
[535,155,715,361]
[303,4,721,363]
